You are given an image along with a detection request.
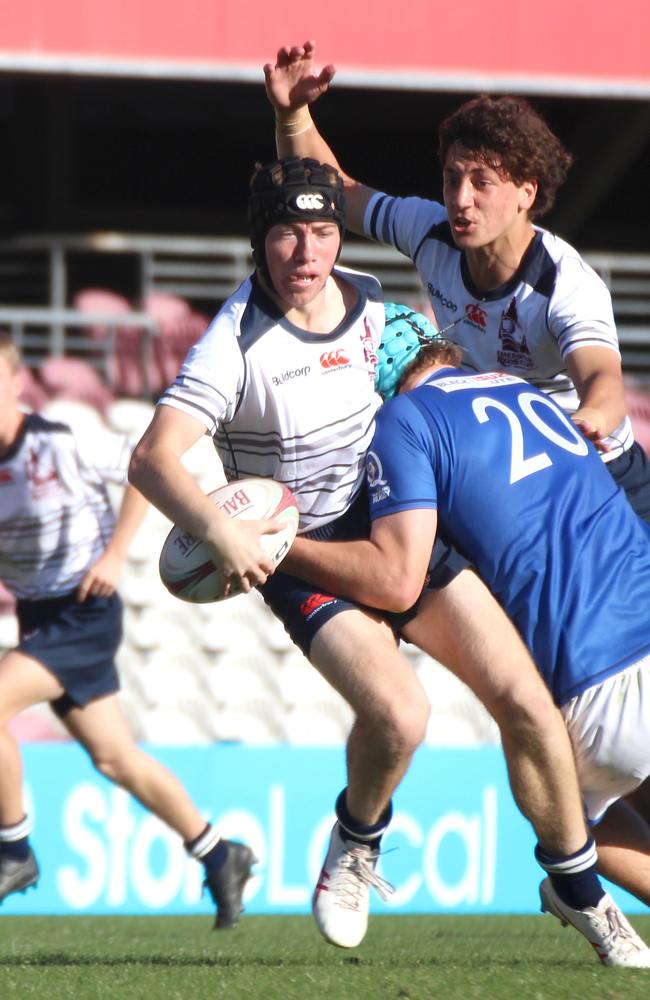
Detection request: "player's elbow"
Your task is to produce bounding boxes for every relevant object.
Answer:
[128,441,157,495]
[380,572,423,614]
[127,446,146,489]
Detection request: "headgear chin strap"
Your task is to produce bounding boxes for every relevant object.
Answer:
[248,157,346,286]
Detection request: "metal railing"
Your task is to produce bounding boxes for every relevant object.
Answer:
[1,233,649,381]
[0,307,158,393]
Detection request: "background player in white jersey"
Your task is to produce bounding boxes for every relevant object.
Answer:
[283,319,650,967]
[263,41,650,522]
[0,333,253,928]
[131,157,617,955]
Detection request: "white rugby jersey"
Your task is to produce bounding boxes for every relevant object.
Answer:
[364,193,632,460]
[0,413,131,600]
[160,266,384,531]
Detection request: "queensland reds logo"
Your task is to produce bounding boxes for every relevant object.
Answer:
[320,350,350,369]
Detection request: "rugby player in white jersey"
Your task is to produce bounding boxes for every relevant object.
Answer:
[284,315,650,967]
[263,42,650,520]
[130,157,620,956]
[0,333,254,927]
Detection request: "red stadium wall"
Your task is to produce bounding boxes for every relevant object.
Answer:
[0,0,649,94]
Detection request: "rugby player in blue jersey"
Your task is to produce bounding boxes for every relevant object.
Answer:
[0,333,254,926]
[132,159,641,964]
[284,314,650,966]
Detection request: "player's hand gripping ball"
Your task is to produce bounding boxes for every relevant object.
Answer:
[159,477,299,603]
[377,302,442,400]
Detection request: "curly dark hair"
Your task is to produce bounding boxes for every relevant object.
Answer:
[438,95,573,218]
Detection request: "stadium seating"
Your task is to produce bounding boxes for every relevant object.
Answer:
[143,291,210,387]
[73,287,160,397]
[0,386,508,748]
[38,356,115,415]
[19,366,51,411]
[625,384,650,454]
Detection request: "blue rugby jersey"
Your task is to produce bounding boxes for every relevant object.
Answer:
[367,368,650,704]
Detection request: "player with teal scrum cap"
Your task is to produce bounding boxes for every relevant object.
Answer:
[288,303,650,965]
[131,157,610,959]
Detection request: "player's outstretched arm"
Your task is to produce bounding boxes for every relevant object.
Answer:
[264,40,377,235]
[284,508,436,612]
[567,346,627,451]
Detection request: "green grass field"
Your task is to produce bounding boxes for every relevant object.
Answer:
[0,914,649,1000]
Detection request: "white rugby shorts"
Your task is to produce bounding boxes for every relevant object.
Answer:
[561,653,650,824]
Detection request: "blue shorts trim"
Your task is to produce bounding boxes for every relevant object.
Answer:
[259,487,468,654]
[16,592,122,713]
[259,489,370,656]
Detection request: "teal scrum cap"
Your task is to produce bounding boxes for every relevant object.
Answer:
[376,302,445,401]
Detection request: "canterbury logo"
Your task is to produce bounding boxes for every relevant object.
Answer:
[295,192,325,211]
[320,350,349,369]
[300,593,336,617]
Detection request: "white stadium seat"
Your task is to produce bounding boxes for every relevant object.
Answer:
[284,705,350,746]
[106,398,156,438]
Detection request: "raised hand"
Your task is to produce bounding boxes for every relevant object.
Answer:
[264,40,336,113]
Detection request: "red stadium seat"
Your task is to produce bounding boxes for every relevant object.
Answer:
[19,366,51,412]
[144,292,210,387]
[74,288,161,397]
[38,356,115,416]
[625,384,650,456]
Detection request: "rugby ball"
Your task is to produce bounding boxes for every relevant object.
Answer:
[159,478,299,603]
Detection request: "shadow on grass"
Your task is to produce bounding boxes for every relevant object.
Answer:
[0,953,584,970]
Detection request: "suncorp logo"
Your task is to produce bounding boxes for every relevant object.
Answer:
[272,366,311,387]
[320,350,349,370]
[427,283,458,312]
[295,193,325,212]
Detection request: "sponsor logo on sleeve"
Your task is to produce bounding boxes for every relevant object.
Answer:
[367,451,390,503]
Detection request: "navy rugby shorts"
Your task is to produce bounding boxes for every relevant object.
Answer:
[16,591,122,716]
[607,441,650,525]
[259,488,468,656]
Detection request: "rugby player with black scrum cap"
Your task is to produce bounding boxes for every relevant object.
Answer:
[130,156,610,954]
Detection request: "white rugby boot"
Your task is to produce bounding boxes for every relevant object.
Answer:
[312,822,393,948]
[540,877,650,967]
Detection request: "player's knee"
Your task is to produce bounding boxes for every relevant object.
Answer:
[369,691,430,756]
[90,748,132,785]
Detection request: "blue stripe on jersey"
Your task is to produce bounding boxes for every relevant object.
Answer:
[368,368,650,705]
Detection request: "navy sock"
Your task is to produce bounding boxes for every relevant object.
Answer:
[200,841,228,876]
[184,824,227,875]
[0,837,30,861]
[535,836,604,910]
[335,788,393,848]
[0,816,32,861]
